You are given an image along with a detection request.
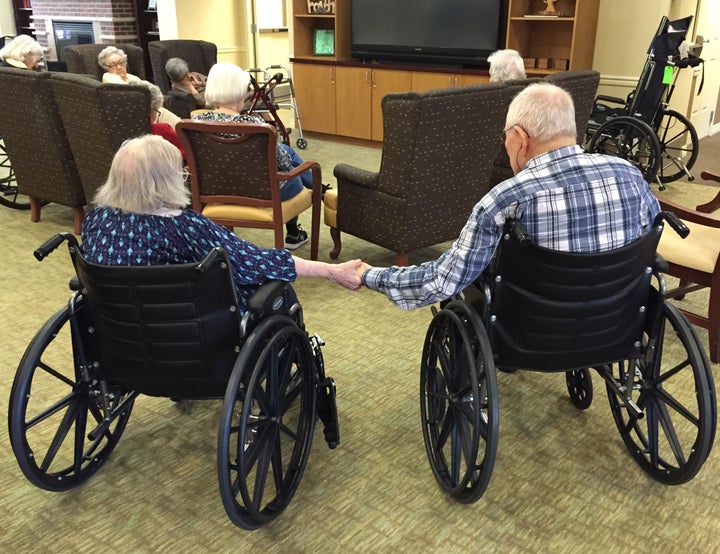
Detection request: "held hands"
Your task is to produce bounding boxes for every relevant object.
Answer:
[328,259,366,291]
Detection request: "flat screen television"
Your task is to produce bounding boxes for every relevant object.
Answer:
[351,0,507,68]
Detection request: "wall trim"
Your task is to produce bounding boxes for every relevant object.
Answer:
[599,74,639,89]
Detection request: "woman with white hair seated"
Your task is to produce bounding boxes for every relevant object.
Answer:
[97,45,141,84]
[165,57,206,108]
[487,49,526,83]
[80,134,362,315]
[192,62,324,250]
[139,80,185,159]
[0,35,43,70]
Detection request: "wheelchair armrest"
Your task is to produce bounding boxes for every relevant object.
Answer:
[654,254,669,273]
[247,280,290,316]
[594,94,626,106]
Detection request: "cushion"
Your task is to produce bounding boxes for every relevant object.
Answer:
[202,187,312,224]
[657,219,720,274]
[323,188,338,228]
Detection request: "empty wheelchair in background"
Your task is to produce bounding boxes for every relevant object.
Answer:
[420,213,716,503]
[585,15,702,189]
[8,234,339,531]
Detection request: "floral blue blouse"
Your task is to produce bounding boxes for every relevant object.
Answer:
[81,207,297,314]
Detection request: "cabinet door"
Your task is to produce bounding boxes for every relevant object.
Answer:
[411,71,456,93]
[371,69,412,142]
[335,66,372,139]
[456,74,490,87]
[293,63,337,135]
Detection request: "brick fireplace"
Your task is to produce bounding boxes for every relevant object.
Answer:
[30,0,139,61]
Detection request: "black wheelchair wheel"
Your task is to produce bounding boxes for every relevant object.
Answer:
[604,300,716,484]
[656,109,699,184]
[420,300,499,503]
[8,305,134,491]
[565,368,593,410]
[586,116,661,185]
[217,316,317,530]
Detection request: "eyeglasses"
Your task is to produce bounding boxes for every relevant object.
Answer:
[500,125,528,142]
[181,169,190,182]
[106,60,126,69]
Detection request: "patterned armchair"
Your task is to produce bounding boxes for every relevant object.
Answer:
[0,67,86,232]
[64,43,146,81]
[326,83,513,266]
[50,72,151,203]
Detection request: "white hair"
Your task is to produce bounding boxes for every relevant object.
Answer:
[139,80,164,111]
[488,49,526,83]
[97,46,127,70]
[505,82,576,143]
[165,57,190,82]
[204,62,251,108]
[93,134,189,213]
[0,35,42,64]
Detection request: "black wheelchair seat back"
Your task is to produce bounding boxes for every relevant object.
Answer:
[480,220,663,372]
[70,245,247,398]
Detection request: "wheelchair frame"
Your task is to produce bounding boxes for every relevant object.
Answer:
[419,214,717,503]
[8,234,339,530]
[585,15,702,189]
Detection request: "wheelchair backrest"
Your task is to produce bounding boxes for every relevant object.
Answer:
[484,221,663,372]
[69,246,242,398]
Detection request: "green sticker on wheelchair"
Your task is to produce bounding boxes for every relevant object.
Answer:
[663,65,673,84]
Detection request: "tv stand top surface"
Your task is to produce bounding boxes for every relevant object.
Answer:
[290,57,491,76]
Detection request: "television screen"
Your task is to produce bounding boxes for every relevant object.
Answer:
[351,0,506,67]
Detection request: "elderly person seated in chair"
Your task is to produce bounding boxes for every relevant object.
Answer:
[0,34,43,70]
[139,80,185,159]
[98,45,141,84]
[487,48,526,83]
[193,62,326,250]
[351,83,661,308]
[81,134,362,315]
[165,56,206,108]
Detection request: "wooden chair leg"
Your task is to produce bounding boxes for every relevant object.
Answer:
[708,284,720,363]
[73,207,84,235]
[329,227,342,259]
[395,253,409,266]
[30,197,42,222]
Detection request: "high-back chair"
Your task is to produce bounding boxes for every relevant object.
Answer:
[148,39,217,93]
[176,120,322,260]
[50,72,151,203]
[64,43,146,81]
[0,67,86,232]
[544,70,601,145]
[655,171,720,362]
[327,82,512,266]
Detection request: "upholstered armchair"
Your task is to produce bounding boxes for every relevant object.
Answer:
[0,67,86,232]
[655,171,720,362]
[148,40,216,118]
[64,43,146,81]
[326,83,513,266]
[50,73,151,203]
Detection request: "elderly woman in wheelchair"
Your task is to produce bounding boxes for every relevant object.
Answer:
[355,82,716,503]
[9,134,362,530]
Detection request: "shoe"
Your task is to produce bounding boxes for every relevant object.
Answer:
[285,226,309,250]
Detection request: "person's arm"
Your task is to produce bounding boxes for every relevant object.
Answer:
[293,256,364,291]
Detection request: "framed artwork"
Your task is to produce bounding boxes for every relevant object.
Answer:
[313,29,335,56]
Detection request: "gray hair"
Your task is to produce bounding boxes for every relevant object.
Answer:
[505,82,576,143]
[204,62,251,108]
[488,49,526,83]
[139,80,164,111]
[0,34,42,63]
[97,46,127,70]
[165,57,190,82]
[93,134,190,213]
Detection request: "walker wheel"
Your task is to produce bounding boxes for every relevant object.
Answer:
[296,138,308,149]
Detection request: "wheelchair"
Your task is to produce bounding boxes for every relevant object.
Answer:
[8,234,340,530]
[585,15,702,189]
[420,213,717,503]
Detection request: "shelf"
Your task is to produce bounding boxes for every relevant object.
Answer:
[294,14,336,19]
[511,16,575,21]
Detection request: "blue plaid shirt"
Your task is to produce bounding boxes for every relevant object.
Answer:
[362,145,661,310]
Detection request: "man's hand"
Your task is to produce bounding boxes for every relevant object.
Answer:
[329,259,365,291]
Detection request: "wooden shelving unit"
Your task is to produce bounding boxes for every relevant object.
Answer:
[506,0,599,74]
[133,1,159,80]
[291,0,349,61]
[11,0,36,39]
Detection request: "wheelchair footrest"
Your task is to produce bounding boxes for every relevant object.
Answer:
[316,377,340,449]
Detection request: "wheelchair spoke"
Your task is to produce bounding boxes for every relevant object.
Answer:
[38,361,77,388]
[24,392,74,430]
[39,394,83,472]
[651,396,687,466]
[655,387,700,428]
[72,397,90,476]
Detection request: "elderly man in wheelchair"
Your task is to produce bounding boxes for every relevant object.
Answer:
[8,135,363,531]
[356,82,717,503]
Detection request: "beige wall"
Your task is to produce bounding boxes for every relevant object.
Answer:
[158,0,251,68]
[0,0,15,36]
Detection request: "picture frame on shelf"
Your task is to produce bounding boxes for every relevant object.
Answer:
[313,29,335,56]
[147,0,157,10]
